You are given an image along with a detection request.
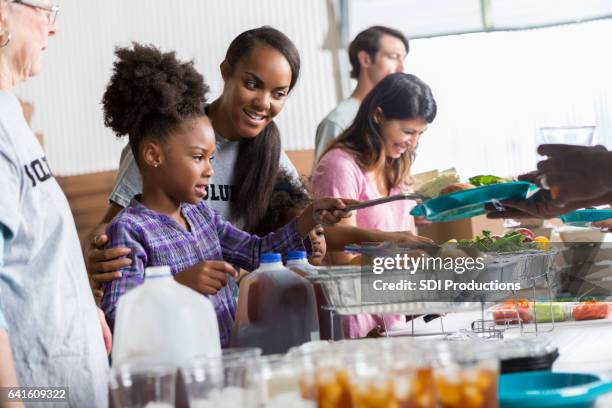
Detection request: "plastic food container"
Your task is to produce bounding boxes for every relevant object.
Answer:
[572,301,611,321]
[491,301,531,325]
[495,337,559,373]
[444,336,559,375]
[560,209,612,226]
[532,302,570,323]
[310,248,554,316]
[410,182,533,223]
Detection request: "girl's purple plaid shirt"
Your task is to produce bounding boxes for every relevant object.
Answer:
[101,198,308,347]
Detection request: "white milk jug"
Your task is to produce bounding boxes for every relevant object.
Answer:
[112,266,221,367]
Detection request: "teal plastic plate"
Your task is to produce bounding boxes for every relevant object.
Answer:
[499,371,612,408]
[560,209,612,226]
[410,182,533,223]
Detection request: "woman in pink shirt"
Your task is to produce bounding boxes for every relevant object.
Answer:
[311,72,437,338]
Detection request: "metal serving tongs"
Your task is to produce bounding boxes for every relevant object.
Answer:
[344,193,431,212]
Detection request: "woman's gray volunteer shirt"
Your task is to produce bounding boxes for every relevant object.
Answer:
[0,92,109,407]
[110,131,300,227]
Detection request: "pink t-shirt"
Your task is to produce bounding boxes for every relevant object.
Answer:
[311,148,417,338]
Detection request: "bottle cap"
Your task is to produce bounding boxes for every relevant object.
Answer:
[261,253,282,263]
[287,251,307,261]
[145,266,172,279]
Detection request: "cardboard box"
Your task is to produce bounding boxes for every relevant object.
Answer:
[286,149,314,178]
[417,215,506,243]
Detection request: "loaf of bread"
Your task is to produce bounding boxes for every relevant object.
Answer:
[438,183,475,196]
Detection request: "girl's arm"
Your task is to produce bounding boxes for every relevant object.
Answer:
[214,199,352,271]
[216,212,308,271]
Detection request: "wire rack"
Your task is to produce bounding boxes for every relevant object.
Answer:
[309,249,557,340]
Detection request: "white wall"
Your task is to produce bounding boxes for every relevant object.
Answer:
[15,0,339,175]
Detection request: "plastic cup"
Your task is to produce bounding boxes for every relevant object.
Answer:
[538,126,596,146]
[434,341,499,408]
[222,347,263,362]
[110,363,176,408]
[252,354,316,407]
[181,356,256,408]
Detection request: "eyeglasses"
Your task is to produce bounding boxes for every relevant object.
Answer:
[11,0,59,24]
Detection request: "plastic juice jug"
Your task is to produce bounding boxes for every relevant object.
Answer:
[285,251,318,277]
[231,253,320,354]
[285,251,342,340]
[112,266,221,368]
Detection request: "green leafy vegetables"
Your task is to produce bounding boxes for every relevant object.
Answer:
[468,175,511,186]
[458,230,537,253]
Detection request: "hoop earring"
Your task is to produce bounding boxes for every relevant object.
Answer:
[0,33,11,49]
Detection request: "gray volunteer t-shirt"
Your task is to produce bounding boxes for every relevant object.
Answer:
[314,97,360,163]
[0,92,108,407]
[110,131,300,228]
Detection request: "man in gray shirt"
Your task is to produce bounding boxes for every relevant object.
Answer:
[314,26,409,163]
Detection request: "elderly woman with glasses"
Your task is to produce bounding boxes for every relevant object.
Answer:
[0,1,109,406]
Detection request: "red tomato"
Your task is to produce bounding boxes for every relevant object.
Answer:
[516,228,535,242]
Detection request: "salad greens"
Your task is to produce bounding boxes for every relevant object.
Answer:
[468,175,511,186]
[458,230,536,253]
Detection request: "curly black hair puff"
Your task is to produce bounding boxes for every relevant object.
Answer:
[102,43,209,162]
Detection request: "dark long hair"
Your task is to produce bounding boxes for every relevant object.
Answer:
[321,73,436,190]
[224,26,301,231]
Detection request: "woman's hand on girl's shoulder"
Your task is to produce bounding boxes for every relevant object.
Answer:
[85,229,132,302]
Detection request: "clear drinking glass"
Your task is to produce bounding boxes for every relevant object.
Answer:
[344,339,436,408]
[434,341,499,408]
[253,354,316,408]
[181,356,256,408]
[110,363,176,408]
[222,347,263,362]
[538,125,596,146]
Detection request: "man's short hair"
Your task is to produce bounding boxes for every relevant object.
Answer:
[348,26,409,79]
